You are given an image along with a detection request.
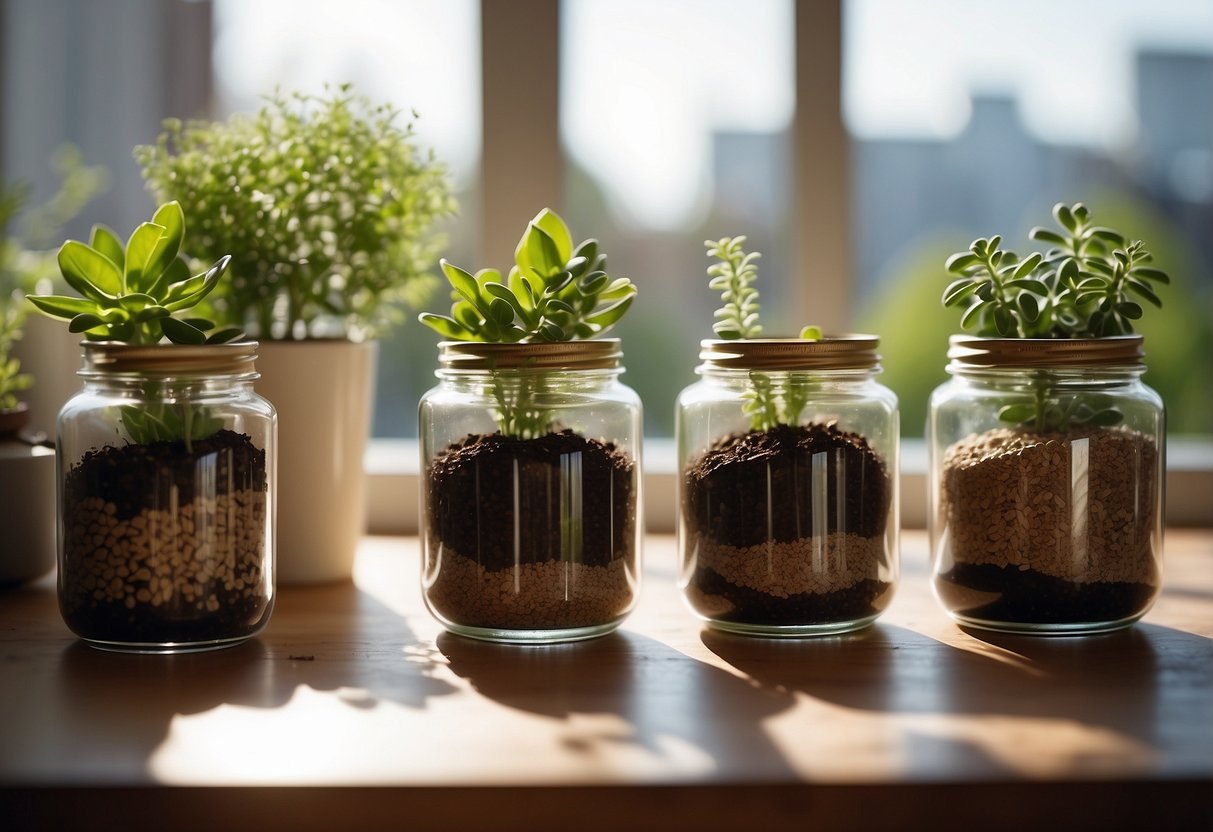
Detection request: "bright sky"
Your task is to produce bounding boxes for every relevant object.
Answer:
[213,0,1213,230]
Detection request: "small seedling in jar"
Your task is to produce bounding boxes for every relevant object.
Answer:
[705,235,821,431]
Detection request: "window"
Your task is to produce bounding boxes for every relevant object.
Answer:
[846,0,1213,437]
[561,0,796,435]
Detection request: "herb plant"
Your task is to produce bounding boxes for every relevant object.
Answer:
[941,202,1170,431]
[27,201,241,448]
[136,84,457,341]
[0,303,31,412]
[420,209,636,438]
[705,235,821,432]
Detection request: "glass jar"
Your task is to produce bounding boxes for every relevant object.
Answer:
[928,335,1164,634]
[57,342,276,652]
[419,339,643,643]
[676,337,899,636]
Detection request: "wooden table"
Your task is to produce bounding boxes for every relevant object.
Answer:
[2,530,1211,831]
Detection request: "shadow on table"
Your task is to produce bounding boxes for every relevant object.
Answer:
[703,621,1213,771]
[43,581,456,775]
[437,629,799,779]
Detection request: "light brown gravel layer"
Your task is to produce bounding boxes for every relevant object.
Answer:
[687,532,891,597]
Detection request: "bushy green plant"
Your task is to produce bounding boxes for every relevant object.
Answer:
[420,209,637,438]
[27,201,240,448]
[942,202,1170,431]
[135,84,457,341]
[705,235,821,431]
[0,303,31,412]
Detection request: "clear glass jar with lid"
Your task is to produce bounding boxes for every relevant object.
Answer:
[57,341,276,652]
[419,338,643,643]
[676,336,899,636]
[928,335,1164,634]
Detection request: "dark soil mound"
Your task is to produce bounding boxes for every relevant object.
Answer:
[426,429,636,572]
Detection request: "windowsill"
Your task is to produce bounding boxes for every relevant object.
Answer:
[365,436,1213,534]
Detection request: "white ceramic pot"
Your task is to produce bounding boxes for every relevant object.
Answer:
[0,407,56,585]
[253,340,377,584]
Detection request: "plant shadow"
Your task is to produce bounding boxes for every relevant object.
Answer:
[437,629,799,779]
[34,581,457,776]
[702,621,1213,760]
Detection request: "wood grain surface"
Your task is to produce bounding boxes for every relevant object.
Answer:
[2,530,1210,831]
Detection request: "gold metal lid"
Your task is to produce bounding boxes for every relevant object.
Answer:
[80,341,260,378]
[698,336,881,371]
[947,335,1145,368]
[437,339,622,372]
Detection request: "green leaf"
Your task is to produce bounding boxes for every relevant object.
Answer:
[26,294,98,321]
[1017,293,1040,321]
[713,323,742,339]
[998,403,1038,424]
[1005,278,1049,295]
[89,225,126,270]
[531,208,573,263]
[960,299,987,330]
[1133,267,1170,285]
[141,201,185,289]
[206,327,246,344]
[1053,203,1077,232]
[525,225,564,277]
[578,271,609,295]
[992,305,1016,336]
[538,320,565,341]
[440,259,483,308]
[58,240,121,301]
[942,277,980,306]
[799,325,823,340]
[1011,252,1042,280]
[945,252,980,273]
[584,296,633,331]
[163,256,230,312]
[1089,227,1125,246]
[1029,227,1068,247]
[418,313,473,340]
[68,313,109,333]
[124,221,168,294]
[1126,278,1163,308]
[1117,301,1143,319]
[160,316,207,344]
[488,297,515,326]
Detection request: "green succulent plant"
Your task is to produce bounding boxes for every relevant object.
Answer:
[27,201,241,449]
[704,235,821,432]
[942,202,1170,431]
[420,209,637,438]
[136,84,456,341]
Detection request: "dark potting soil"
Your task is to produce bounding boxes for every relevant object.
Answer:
[688,567,893,626]
[681,423,892,627]
[60,430,270,645]
[64,429,267,520]
[683,423,891,546]
[936,563,1157,625]
[426,429,636,572]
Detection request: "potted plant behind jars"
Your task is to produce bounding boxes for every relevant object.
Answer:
[930,202,1169,634]
[27,201,276,652]
[676,237,898,636]
[417,208,642,643]
[135,84,456,584]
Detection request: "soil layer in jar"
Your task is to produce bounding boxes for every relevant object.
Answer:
[682,423,894,627]
[424,429,637,630]
[60,429,271,645]
[937,425,1159,625]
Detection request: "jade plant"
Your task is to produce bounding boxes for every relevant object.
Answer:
[26,201,241,447]
[135,84,456,341]
[420,208,636,437]
[942,202,1170,431]
[705,235,821,431]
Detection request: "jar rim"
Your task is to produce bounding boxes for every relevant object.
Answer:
[437,339,622,372]
[947,334,1144,369]
[80,341,261,378]
[698,335,880,371]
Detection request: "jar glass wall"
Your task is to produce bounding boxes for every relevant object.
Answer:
[676,337,899,636]
[419,340,642,643]
[928,336,1164,634]
[57,342,276,652]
